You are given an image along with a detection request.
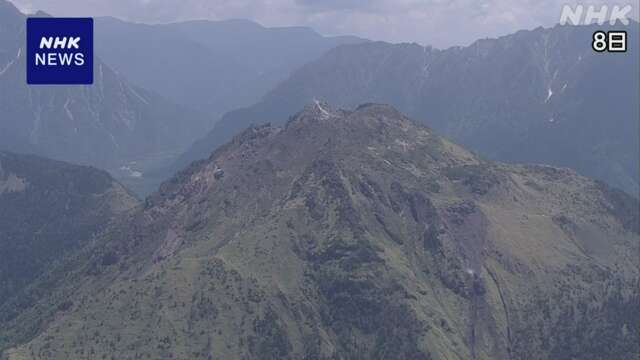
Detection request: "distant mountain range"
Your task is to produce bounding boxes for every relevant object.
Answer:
[4,0,636,197]
[1,0,638,358]
[2,104,637,359]
[178,22,639,196]
[0,151,137,334]
[0,0,367,196]
[0,0,211,189]
[94,16,365,116]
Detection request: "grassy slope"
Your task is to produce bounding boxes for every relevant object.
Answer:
[2,105,638,360]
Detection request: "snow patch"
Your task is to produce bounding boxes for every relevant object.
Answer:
[128,85,149,105]
[64,99,74,121]
[0,48,21,77]
[108,132,119,149]
[545,88,553,103]
[421,46,432,77]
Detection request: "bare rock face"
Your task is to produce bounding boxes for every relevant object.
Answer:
[180,22,640,195]
[0,173,27,195]
[2,104,638,360]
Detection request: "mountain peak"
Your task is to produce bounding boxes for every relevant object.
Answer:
[293,100,342,121]
[193,22,638,195]
[155,103,471,206]
[3,104,638,359]
[290,102,415,129]
[31,10,50,17]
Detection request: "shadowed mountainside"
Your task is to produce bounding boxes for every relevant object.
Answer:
[0,151,138,322]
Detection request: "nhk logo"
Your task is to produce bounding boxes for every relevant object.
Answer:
[27,17,93,85]
[559,4,633,25]
[36,37,85,66]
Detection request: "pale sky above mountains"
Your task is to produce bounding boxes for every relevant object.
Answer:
[9,0,640,47]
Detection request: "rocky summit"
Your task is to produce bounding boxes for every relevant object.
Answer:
[180,22,640,196]
[2,103,638,360]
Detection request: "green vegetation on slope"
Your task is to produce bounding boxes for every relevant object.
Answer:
[1,104,638,359]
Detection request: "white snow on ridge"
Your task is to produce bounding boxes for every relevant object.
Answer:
[64,99,75,121]
[128,85,149,105]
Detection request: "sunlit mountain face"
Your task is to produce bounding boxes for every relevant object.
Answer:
[2,104,638,359]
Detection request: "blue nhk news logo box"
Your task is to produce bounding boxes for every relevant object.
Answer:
[27,17,93,85]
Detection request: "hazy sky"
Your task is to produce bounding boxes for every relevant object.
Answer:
[9,0,640,47]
